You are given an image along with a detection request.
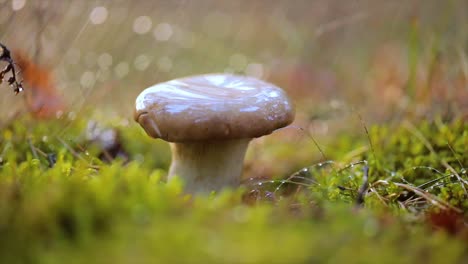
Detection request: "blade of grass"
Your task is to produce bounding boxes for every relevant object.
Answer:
[393,182,462,213]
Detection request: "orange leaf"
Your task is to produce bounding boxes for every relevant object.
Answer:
[426,209,467,236]
[14,51,66,119]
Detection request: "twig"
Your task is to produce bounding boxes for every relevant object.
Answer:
[55,136,100,171]
[355,111,380,169]
[294,126,328,161]
[0,43,24,94]
[273,161,335,194]
[56,136,85,162]
[446,142,465,171]
[28,138,46,170]
[393,182,462,213]
[337,160,368,173]
[33,146,48,158]
[356,164,369,206]
[417,174,454,190]
[264,179,313,189]
[27,139,39,160]
[368,187,388,206]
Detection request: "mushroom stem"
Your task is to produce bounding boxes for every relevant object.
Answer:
[168,138,251,193]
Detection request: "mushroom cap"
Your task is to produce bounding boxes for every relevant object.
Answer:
[135,74,295,142]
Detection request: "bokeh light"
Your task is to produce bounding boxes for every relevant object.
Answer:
[80,71,96,88]
[134,54,151,71]
[114,61,130,79]
[11,0,26,11]
[153,22,173,42]
[0,0,466,121]
[89,6,108,25]
[133,16,152,34]
[97,53,113,69]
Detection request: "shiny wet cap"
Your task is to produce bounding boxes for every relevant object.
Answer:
[135,74,295,142]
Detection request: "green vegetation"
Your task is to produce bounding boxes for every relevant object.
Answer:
[0,1,467,263]
[0,116,466,263]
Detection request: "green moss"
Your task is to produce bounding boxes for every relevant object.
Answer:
[0,116,467,263]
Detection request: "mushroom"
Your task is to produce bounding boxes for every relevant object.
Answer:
[135,74,294,193]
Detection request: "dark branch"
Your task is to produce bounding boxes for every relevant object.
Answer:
[0,43,24,94]
[356,164,369,206]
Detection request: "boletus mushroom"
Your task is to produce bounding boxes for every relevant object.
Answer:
[135,74,294,193]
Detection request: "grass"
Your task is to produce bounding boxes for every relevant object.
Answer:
[0,114,466,263]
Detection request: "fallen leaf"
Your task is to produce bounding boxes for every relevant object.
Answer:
[426,209,467,236]
[14,51,66,119]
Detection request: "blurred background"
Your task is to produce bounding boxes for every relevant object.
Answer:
[0,0,467,176]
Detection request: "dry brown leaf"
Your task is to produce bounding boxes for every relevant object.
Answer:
[426,209,467,238]
[14,51,66,119]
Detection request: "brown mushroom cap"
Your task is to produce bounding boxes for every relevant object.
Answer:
[135,74,294,142]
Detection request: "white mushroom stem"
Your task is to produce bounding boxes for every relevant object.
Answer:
[168,138,251,193]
